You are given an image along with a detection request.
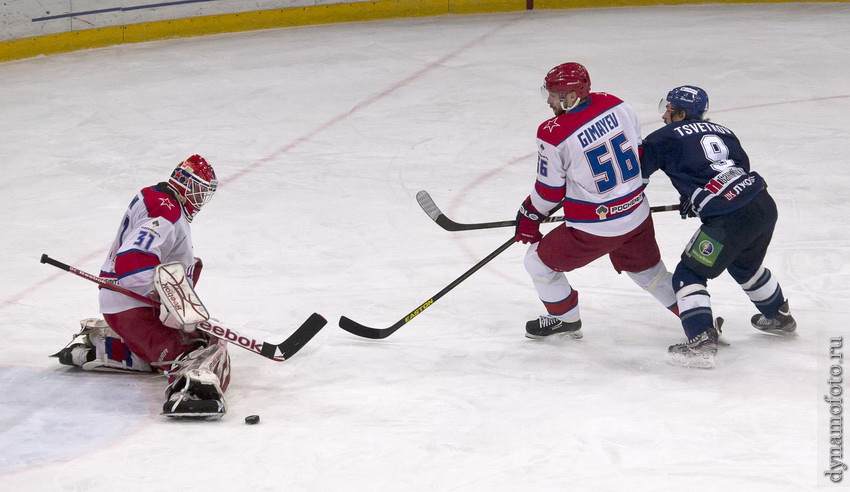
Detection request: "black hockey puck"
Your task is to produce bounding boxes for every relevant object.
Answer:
[245,415,260,425]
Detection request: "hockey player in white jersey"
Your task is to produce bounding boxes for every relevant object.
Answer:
[53,155,230,419]
[515,62,678,339]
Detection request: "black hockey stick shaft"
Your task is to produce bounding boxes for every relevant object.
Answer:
[338,236,515,339]
[416,190,678,232]
[40,254,326,361]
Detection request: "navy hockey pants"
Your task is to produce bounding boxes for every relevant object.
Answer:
[672,190,779,338]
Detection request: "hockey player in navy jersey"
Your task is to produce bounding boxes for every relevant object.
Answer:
[53,155,231,418]
[515,62,679,340]
[641,86,796,368]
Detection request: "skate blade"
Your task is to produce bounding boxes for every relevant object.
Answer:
[667,352,715,369]
[754,327,798,337]
[525,329,583,340]
[162,412,225,420]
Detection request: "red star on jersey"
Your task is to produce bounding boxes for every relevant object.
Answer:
[543,117,560,133]
[159,198,175,209]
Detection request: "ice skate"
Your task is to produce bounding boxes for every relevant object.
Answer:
[52,318,152,372]
[668,318,723,369]
[52,318,106,369]
[53,343,96,368]
[525,315,583,340]
[751,300,796,335]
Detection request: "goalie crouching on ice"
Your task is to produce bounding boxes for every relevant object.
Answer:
[53,155,231,420]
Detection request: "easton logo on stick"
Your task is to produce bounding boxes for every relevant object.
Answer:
[404,299,434,323]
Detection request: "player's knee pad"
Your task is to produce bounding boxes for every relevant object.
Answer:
[524,244,558,282]
[627,261,677,309]
[627,261,667,291]
[672,263,708,295]
[671,264,711,316]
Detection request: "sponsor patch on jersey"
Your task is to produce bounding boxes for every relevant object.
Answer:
[563,188,644,222]
[687,231,723,267]
[140,225,162,239]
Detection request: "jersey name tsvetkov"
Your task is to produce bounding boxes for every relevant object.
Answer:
[673,122,733,137]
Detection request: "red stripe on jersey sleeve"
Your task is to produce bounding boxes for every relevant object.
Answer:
[534,180,566,203]
[115,250,160,278]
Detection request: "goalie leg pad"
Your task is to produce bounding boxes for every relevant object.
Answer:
[162,339,230,419]
[53,318,153,373]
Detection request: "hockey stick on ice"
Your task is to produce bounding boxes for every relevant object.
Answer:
[40,254,326,361]
[416,190,679,232]
[338,236,515,339]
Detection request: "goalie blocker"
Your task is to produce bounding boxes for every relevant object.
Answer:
[155,261,210,332]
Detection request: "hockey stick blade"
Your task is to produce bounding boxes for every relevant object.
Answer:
[260,313,327,359]
[416,190,678,232]
[338,236,515,339]
[416,190,521,231]
[339,315,403,340]
[41,254,326,362]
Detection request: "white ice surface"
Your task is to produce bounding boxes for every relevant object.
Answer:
[1,3,849,491]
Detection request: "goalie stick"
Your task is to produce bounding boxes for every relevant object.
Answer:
[338,236,515,339]
[40,254,326,361]
[416,190,679,232]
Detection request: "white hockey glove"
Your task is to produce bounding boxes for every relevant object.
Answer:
[159,304,189,331]
[154,262,211,333]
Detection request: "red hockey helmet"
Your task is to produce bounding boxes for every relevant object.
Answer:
[544,62,591,99]
[168,154,217,222]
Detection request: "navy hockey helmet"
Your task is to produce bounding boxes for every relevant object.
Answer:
[663,85,709,120]
[544,62,591,99]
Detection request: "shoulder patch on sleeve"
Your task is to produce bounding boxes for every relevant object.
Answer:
[536,93,625,146]
[141,186,181,224]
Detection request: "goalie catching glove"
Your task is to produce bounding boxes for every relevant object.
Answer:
[515,196,547,244]
[154,262,210,333]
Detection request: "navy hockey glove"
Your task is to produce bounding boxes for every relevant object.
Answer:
[679,195,698,220]
[515,196,546,244]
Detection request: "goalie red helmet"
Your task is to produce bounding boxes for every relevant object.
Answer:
[544,62,591,99]
[168,155,217,222]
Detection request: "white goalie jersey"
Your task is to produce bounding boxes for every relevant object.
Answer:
[531,92,649,237]
[99,183,196,314]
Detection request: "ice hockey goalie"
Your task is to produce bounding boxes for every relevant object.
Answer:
[52,155,231,420]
